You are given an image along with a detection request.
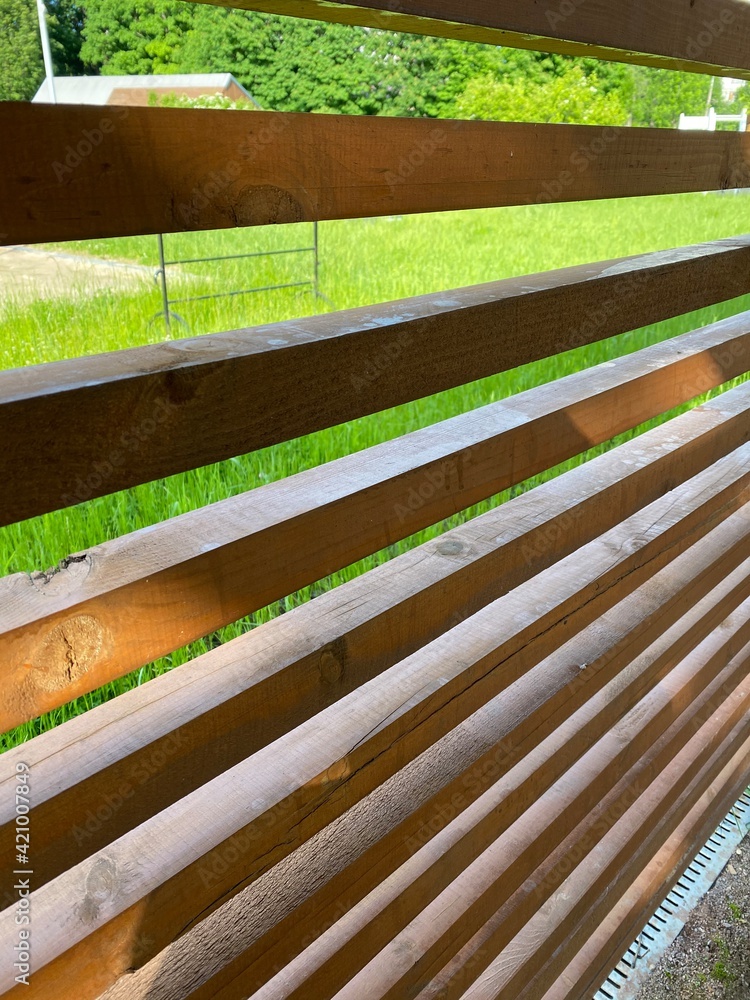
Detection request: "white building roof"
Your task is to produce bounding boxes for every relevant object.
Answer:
[33,73,257,106]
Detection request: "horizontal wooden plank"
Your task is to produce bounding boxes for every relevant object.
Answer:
[186,0,750,79]
[417,703,750,1000]
[5,310,750,728]
[503,691,750,1000]
[167,558,750,1000]
[3,385,749,908]
[325,619,750,1000]
[102,556,750,1000]
[11,556,750,1000]
[3,105,750,248]
[3,239,750,529]
[252,583,750,1000]
[2,459,749,999]
[540,762,750,1000]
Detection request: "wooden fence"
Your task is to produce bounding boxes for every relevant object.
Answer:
[1,3,750,999]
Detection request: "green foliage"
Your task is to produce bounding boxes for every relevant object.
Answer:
[713,933,731,958]
[48,0,85,76]
[0,0,45,101]
[0,0,85,100]
[628,67,749,129]
[361,31,507,118]
[80,0,194,75]
[630,66,713,128]
[180,8,377,114]
[147,91,257,110]
[454,64,630,125]
[710,960,735,983]
[728,900,746,923]
[178,9,508,116]
[2,0,749,133]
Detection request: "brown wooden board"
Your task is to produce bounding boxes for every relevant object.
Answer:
[97,559,750,1000]
[1,461,749,1000]
[4,313,750,728]
[415,725,750,1000]
[3,395,750,893]
[166,561,750,1000]
[540,778,750,1000]
[504,696,750,1000]
[249,585,750,1000]
[3,105,750,247]
[3,237,749,527]
[325,632,750,1000]
[183,1,750,80]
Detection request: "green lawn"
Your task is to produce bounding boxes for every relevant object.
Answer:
[3,192,750,749]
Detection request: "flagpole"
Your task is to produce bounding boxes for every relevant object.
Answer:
[35,0,57,104]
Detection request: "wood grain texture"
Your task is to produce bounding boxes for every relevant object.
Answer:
[4,384,749,901]
[328,621,750,1000]
[3,235,749,527]
[252,580,750,1000]
[7,3,750,996]
[3,104,750,248]
[2,458,750,999]
[540,765,750,1000]
[5,311,750,728]
[416,714,750,1000]
[95,559,750,1000]
[502,688,750,1000]
[185,0,750,79]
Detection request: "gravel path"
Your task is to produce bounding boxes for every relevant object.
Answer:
[0,245,156,303]
[637,833,750,999]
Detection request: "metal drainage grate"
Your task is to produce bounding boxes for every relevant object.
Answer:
[593,790,750,1000]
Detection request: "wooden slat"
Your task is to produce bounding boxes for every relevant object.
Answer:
[95,557,750,1000]
[5,312,750,728]
[3,383,750,895]
[6,239,749,527]
[2,459,749,1000]
[540,766,750,1000]
[489,691,750,1000]
[185,0,750,80]
[3,104,750,247]
[251,583,750,1000]
[174,560,750,1000]
[323,623,750,1000]
[416,711,750,1000]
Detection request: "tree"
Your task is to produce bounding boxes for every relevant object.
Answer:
[180,8,514,116]
[454,64,630,126]
[48,0,86,76]
[362,31,507,117]
[0,0,86,101]
[181,8,385,114]
[0,0,45,101]
[630,66,713,128]
[630,67,750,129]
[494,48,634,97]
[80,0,194,75]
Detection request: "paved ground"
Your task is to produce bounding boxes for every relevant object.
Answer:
[0,245,157,303]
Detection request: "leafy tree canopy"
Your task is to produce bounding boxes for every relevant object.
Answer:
[49,0,86,75]
[454,64,630,126]
[180,9,379,114]
[3,0,749,139]
[0,0,44,101]
[629,66,748,128]
[178,9,509,116]
[80,0,194,75]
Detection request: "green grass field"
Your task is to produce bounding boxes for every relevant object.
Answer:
[3,192,750,750]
